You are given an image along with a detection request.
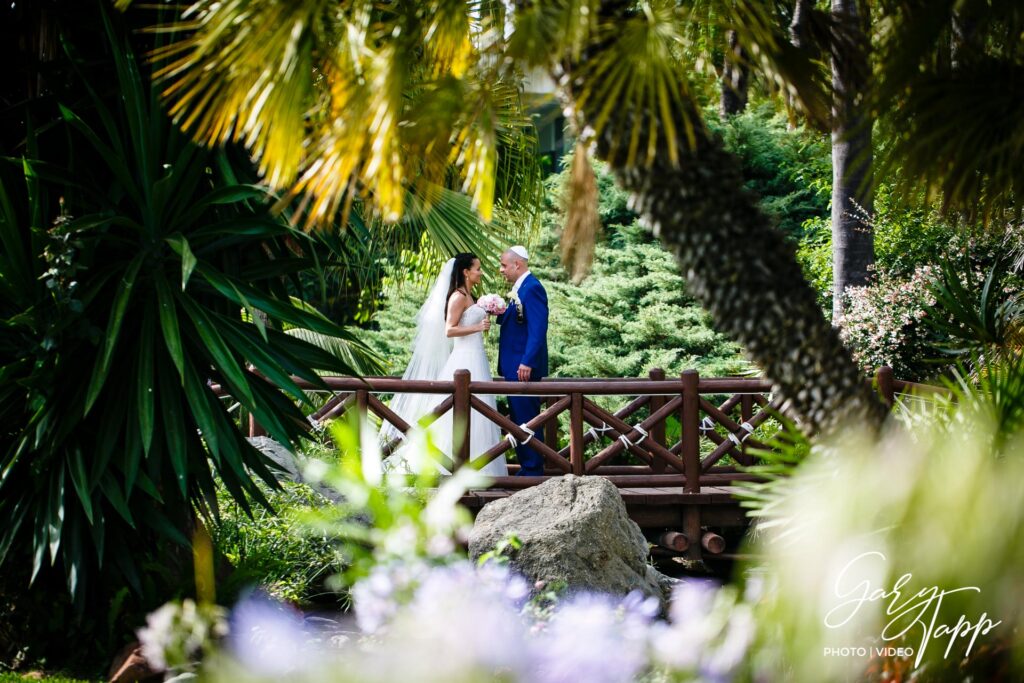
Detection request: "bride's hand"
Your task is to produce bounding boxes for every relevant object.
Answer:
[480,317,491,332]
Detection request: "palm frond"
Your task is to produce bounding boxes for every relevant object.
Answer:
[142,0,540,231]
[874,0,1024,220]
[285,327,384,376]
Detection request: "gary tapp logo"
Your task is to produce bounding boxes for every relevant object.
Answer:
[822,551,1002,668]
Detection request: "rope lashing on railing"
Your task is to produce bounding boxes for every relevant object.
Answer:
[700,417,716,434]
[727,422,756,446]
[306,414,326,432]
[618,425,649,449]
[586,422,613,441]
[505,424,536,448]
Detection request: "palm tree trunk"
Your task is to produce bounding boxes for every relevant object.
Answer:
[558,14,886,435]
[830,0,875,320]
[719,30,749,118]
[789,0,813,49]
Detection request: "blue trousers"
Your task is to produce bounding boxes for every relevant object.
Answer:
[508,394,545,476]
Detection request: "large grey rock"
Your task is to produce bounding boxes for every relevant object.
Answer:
[468,475,671,601]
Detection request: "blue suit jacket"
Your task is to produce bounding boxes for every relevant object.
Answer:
[497,274,549,380]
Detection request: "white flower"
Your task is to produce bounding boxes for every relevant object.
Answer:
[137,602,177,670]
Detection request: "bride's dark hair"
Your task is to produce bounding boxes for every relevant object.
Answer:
[445,252,478,317]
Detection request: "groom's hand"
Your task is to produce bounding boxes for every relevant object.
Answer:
[517,364,532,382]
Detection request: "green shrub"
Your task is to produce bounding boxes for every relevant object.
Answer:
[796,191,963,311]
[364,158,746,381]
[837,266,943,380]
[210,480,347,609]
[711,104,831,239]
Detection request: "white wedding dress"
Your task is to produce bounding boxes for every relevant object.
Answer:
[380,259,507,477]
[428,303,507,476]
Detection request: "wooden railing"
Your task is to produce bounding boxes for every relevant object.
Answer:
[240,366,922,492]
[231,365,945,494]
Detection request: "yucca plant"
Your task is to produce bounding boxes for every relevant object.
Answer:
[0,8,379,608]
[926,257,1023,365]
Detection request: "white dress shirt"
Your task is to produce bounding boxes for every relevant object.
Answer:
[510,270,531,300]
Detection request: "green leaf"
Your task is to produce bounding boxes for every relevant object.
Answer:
[158,357,189,497]
[84,253,145,414]
[47,466,64,564]
[135,470,163,503]
[100,472,135,528]
[195,263,355,340]
[179,297,255,406]
[217,318,310,403]
[57,104,145,208]
[137,308,156,455]
[91,391,127,488]
[166,234,198,291]
[140,505,190,548]
[155,274,185,380]
[69,448,94,525]
[183,361,222,463]
[177,184,270,229]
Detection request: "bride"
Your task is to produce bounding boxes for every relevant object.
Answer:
[381,253,507,476]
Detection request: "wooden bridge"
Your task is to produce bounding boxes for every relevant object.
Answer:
[249,365,932,565]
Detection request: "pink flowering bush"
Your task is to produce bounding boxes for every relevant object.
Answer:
[837,266,942,381]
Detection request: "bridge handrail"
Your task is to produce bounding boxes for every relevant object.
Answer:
[225,366,940,493]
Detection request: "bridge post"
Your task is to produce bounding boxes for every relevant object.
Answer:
[681,370,701,494]
[875,365,895,408]
[569,392,585,475]
[649,368,667,474]
[453,369,471,468]
[248,413,266,438]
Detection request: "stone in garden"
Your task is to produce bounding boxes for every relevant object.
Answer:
[468,475,673,602]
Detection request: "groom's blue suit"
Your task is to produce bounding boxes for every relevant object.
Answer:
[497,273,549,476]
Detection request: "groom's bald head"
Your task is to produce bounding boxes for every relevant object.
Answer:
[500,248,528,283]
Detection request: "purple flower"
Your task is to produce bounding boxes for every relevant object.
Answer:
[530,592,654,683]
[361,561,530,680]
[228,592,315,677]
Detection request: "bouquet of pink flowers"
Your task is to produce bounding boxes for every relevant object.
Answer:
[477,294,507,315]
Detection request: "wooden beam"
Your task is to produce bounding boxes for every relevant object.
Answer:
[656,531,690,552]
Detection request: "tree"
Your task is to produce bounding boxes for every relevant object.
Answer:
[133,0,885,434]
[829,0,875,320]
[131,0,1024,434]
[720,29,750,117]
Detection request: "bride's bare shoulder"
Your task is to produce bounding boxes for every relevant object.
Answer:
[446,290,469,317]
[448,290,470,307]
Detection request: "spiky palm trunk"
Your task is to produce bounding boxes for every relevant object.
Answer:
[558,16,886,435]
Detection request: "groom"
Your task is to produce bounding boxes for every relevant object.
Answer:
[497,246,549,476]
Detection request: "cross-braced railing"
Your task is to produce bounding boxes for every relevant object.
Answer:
[250,366,935,491]
[283,370,769,489]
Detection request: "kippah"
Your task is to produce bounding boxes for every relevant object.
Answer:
[510,245,529,260]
